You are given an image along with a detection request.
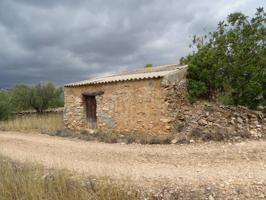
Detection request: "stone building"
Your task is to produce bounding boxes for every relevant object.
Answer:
[64,64,187,134]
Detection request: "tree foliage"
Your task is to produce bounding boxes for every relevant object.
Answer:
[0,82,63,120]
[11,82,63,113]
[0,90,13,120]
[184,7,266,109]
[144,64,153,68]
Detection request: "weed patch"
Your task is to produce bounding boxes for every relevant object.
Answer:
[45,129,174,145]
[189,127,252,142]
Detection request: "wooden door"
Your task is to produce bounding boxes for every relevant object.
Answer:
[85,96,97,129]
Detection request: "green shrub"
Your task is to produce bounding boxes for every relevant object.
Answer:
[144,64,153,68]
[185,8,266,109]
[0,89,14,120]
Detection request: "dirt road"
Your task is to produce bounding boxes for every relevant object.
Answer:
[0,131,266,190]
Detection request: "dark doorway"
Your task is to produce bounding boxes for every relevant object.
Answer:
[85,96,97,129]
[83,91,104,129]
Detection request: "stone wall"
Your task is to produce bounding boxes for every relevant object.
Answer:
[165,80,266,141]
[64,79,172,134]
[64,74,265,138]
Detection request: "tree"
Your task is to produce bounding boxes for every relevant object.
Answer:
[0,89,13,120]
[184,7,266,109]
[11,82,64,113]
[10,85,32,111]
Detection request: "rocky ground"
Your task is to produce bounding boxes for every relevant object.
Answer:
[0,131,266,199]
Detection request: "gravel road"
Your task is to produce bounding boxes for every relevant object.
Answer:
[0,131,266,190]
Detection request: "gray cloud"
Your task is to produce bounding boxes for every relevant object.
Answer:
[0,0,264,87]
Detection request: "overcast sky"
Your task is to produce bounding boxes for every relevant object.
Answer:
[0,0,264,88]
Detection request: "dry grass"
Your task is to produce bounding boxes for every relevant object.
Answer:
[0,114,63,132]
[0,155,140,200]
[1,154,265,200]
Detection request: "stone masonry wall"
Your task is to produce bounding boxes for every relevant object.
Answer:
[64,73,265,138]
[165,80,266,141]
[64,79,172,134]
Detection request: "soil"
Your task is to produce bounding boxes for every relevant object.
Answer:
[0,131,266,198]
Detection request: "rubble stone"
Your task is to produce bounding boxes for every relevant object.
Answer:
[165,80,265,139]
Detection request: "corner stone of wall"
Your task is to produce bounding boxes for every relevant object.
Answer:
[63,94,87,131]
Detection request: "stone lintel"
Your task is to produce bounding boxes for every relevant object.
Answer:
[82,91,104,97]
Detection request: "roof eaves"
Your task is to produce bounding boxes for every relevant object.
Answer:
[65,74,164,87]
[65,65,187,87]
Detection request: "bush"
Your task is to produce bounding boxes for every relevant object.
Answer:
[144,64,153,68]
[0,89,14,120]
[185,8,266,109]
[0,104,12,120]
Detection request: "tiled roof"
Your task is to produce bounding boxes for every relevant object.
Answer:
[65,64,187,87]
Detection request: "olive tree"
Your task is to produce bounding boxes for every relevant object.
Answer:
[11,82,63,113]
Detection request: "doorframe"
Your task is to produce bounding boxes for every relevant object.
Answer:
[82,91,104,129]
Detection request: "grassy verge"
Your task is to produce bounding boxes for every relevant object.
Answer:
[0,114,64,132]
[0,155,140,200]
[46,128,261,145]
[45,129,174,144]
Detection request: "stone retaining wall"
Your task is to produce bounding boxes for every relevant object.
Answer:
[165,80,265,141]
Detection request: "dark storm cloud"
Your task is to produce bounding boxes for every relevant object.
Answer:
[0,0,264,87]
